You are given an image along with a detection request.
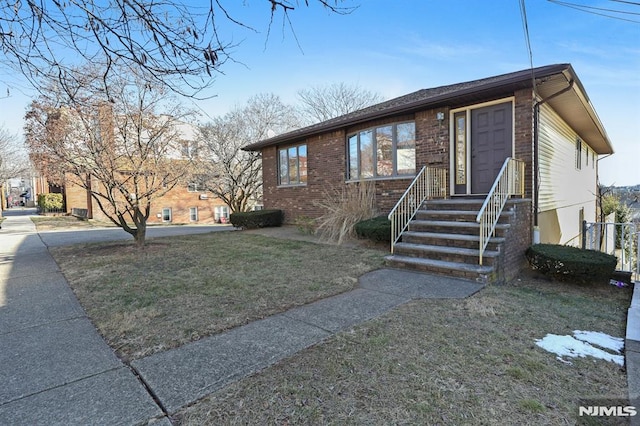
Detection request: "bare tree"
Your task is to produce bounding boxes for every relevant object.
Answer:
[0,128,29,187]
[297,82,384,124]
[25,67,195,246]
[197,93,300,212]
[0,0,354,97]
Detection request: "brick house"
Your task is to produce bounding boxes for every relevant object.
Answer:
[244,64,614,282]
[61,173,230,225]
[33,114,232,225]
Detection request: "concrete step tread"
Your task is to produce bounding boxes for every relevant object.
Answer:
[417,209,514,216]
[425,198,486,203]
[402,231,506,244]
[385,255,494,274]
[410,220,511,229]
[394,242,499,258]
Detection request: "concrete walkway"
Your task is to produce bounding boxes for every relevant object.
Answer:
[0,211,483,424]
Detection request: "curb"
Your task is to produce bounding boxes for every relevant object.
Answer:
[627,282,640,425]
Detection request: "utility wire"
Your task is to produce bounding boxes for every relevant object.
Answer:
[548,0,640,23]
[610,0,640,6]
[551,0,640,15]
[519,0,537,96]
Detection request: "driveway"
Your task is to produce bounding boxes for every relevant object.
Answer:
[3,207,234,247]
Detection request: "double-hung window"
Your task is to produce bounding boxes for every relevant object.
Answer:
[278,144,307,185]
[347,122,416,180]
[188,177,206,192]
[162,208,172,222]
[215,206,229,222]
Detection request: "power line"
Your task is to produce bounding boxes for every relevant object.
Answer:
[610,0,640,6]
[548,0,640,23]
[519,0,537,95]
[552,0,640,15]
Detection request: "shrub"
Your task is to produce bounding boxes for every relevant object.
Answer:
[293,216,316,235]
[355,215,391,243]
[37,193,64,210]
[525,244,617,284]
[229,209,283,229]
[314,181,377,244]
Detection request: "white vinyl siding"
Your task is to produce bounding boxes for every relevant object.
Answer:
[537,103,597,245]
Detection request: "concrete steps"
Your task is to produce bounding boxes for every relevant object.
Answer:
[386,197,520,283]
[384,255,495,281]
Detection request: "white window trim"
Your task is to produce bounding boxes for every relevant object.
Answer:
[189,207,198,222]
[162,208,172,223]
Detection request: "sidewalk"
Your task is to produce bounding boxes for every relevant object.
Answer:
[0,211,164,425]
[0,215,482,424]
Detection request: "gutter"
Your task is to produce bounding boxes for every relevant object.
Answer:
[532,78,575,227]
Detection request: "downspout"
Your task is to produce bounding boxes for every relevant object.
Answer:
[532,78,575,229]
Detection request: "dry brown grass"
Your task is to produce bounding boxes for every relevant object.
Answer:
[314,181,377,244]
[177,272,632,425]
[50,231,385,361]
[31,215,115,229]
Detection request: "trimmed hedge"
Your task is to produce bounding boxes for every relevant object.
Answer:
[229,209,284,229]
[354,215,391,243]
[37,193,64,210]
[525,244,617,284]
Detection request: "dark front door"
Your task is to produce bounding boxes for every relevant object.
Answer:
[471,102,512,194]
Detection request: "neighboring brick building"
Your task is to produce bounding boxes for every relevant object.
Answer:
[62,173,230,224]
[31,111,233,225]
[244,64,614,282]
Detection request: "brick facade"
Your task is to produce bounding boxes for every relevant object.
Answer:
[63,173,227,224]
[495,199,533,283]
[263,91,535,224]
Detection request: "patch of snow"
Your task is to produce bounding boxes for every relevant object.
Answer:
[573,330,624,353]
[535,331,624,366]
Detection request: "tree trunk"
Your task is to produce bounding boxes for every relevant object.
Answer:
[133,227,146,247]
[132,209,147,248]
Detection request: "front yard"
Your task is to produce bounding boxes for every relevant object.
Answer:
[48,230,632,424]
[50,232,385,361]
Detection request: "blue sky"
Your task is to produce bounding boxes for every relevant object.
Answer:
[1,0,638,185]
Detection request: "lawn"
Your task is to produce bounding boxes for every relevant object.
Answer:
[50,231,386,361]
[31,215,105,229]
[49,230,632,424]
[176,275,631,425]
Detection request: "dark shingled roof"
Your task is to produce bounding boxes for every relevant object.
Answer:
[243,64,572,151]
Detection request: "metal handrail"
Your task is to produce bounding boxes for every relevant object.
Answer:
[388,166,448,253]
[475,157,525,265]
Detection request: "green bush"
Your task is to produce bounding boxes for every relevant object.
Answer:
[354,215,391,243]
[229,209,284,229]
[37,193,64,210]
[525,244,617,284]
